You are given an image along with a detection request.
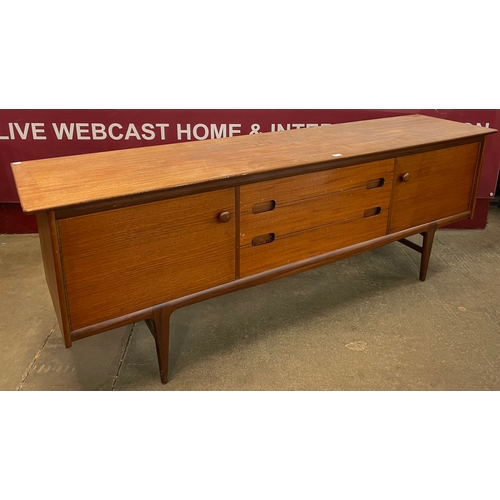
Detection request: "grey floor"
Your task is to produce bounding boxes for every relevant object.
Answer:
[1,208,499,391]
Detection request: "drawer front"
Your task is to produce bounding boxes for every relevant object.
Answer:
[58,189,235,330]
[240,209,388,278]
[388,143,480,233]
[239,159,393,277]
[240,178,392,246]
[240,159,395,211]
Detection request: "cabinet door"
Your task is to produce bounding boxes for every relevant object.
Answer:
[57,189,235,330]
[388,143,480,233]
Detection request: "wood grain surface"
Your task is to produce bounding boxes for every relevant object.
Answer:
[36,211,72,346]
[11,115,495,213]
[388,142,480,232]
[240,159,394,212]
[240,180,392,246]
[240,210,389,277]
[57,189,235,330]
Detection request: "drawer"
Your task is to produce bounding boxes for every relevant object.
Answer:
[240,209,388,277]
[240,159,394,212]
[240,178,392,246]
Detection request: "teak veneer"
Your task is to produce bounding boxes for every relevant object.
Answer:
[11,115,497,384]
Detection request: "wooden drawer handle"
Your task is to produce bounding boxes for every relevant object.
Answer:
[363,207,381,218]
[252,233,275,246]
[401,172,411,182]
[218,211,231,223]
[366,178,385,189]
[252,200,276,214]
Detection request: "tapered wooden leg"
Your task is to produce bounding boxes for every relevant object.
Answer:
[419,222,437,282]
[146,306,173,384]
[398,222,438,282]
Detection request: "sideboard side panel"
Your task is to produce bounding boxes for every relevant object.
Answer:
[468,138,487,218]
[36,211,72,347]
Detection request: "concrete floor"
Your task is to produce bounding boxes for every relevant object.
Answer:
[1,208,499,391]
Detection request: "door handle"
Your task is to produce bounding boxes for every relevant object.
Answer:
[218,211,231,223]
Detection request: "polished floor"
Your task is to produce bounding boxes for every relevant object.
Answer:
[1,208,499,391]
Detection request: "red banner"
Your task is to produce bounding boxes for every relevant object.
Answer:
[1,110,499,230]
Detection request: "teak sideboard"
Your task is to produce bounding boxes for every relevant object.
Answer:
[11,115,497,383]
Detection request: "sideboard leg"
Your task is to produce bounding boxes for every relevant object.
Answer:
[146,306,173,384]
[419,222,438,282]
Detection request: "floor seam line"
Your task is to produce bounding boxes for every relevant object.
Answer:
[16,322,57,391]
[111,323,135,391]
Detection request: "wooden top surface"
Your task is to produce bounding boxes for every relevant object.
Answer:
[11,114,496,213]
